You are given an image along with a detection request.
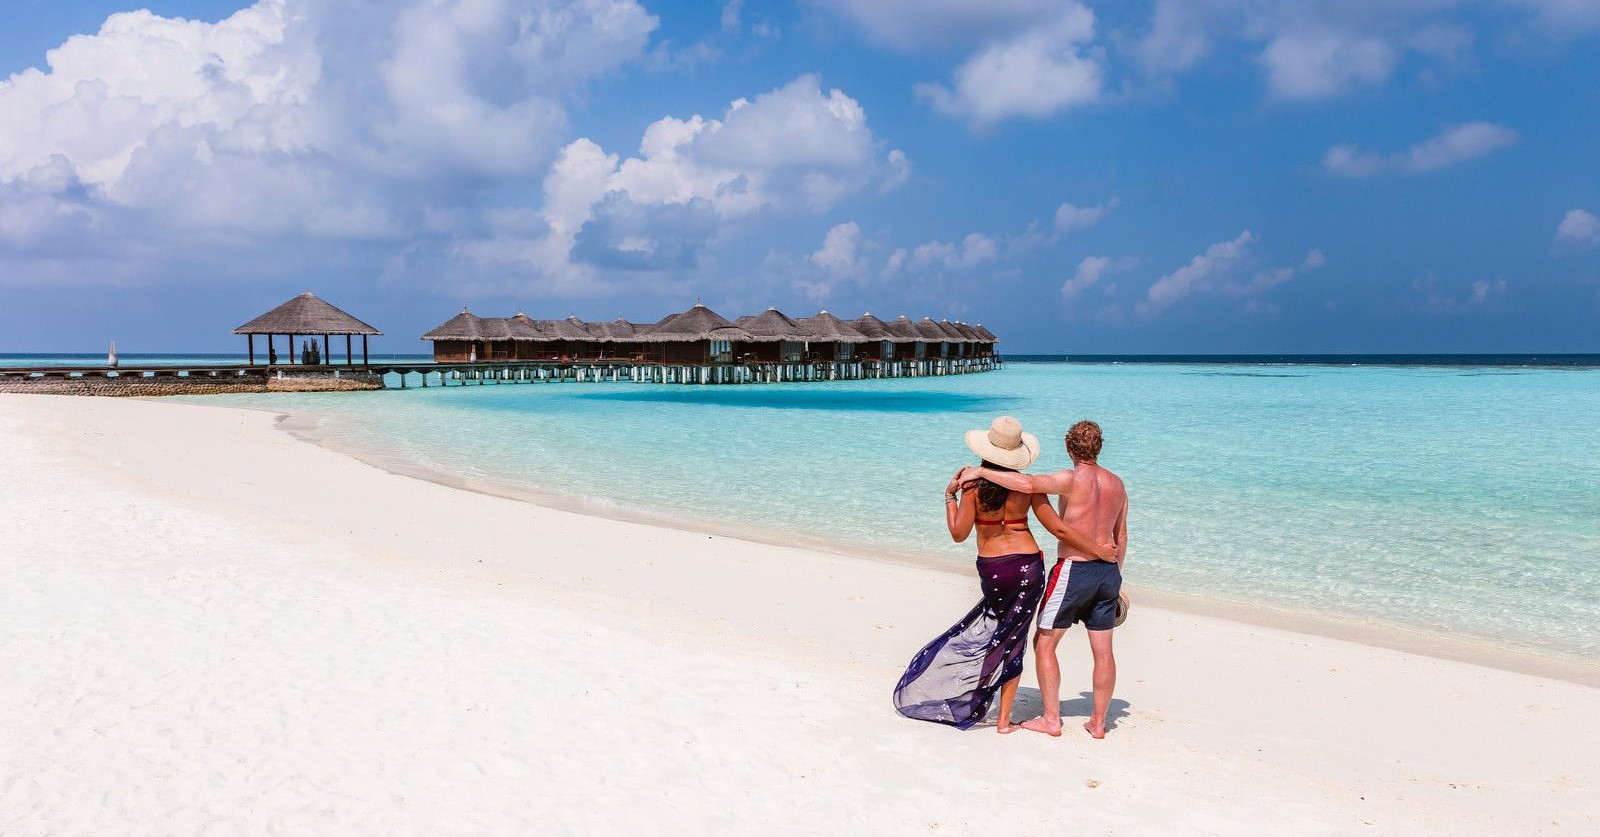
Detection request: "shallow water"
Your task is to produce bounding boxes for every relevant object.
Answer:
[175,362,1598,660]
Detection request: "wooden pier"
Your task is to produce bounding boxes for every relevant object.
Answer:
[365,355,1002,388]
[0,355,1002,396]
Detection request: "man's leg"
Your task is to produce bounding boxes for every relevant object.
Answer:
[1084,628,1116,739]
[1020,628,1065,736]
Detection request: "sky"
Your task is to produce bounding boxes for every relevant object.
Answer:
[1,0,1597,355]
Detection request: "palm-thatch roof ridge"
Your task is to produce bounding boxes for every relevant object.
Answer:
[422,309,483,341]
[235,291,382,335]
[851,313,911,342]
[639,302,742,342]
[797,311,868,343]
[735,308,811,342]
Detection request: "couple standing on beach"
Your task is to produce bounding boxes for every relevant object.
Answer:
[894,417,1128,739]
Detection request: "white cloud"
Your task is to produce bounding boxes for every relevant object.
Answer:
[810,0,1076,52]
[1054,198,1118,234]
[1223,248,1325,296]
[1128,0,1596,102]
[1133,0,1216,75]
[0,0,658,285]
[459,75,900,288]
[1062,256,1111,298]
[608,75,889,217]
[881,149,912,194]
[1142,230,1258,311]
[1510,0,1600,31]
[916,5,1103,125]
[1413,274,1508,311]
[1141,236,1324,315]
[1261,29,1398,99]
[906,234,1000,272]
[810,222,867,276]
[1324,122,1519,177]
[1557,209,1600,246]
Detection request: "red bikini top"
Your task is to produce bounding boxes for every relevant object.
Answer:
[976,518,1029,527]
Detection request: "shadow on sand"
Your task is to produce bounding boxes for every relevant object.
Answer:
[1000,689,1131,733]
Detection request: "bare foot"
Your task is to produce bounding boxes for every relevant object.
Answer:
[997,720,1018,735]
[1083,719,1106,739]
[1020,716,1063,737]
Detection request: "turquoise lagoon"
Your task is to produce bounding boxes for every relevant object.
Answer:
[179,362,1598,661]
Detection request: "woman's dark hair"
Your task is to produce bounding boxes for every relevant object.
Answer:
[975,460,1015,512]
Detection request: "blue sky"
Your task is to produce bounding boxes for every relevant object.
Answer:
[1,0,1597,354]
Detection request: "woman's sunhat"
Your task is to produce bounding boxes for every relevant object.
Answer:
[964,416,1040,471]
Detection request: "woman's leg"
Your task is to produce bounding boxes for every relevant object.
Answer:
[996,676,1021,734]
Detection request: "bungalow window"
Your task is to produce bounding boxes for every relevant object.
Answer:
[881,341,893,359]
[710,339,733,363]
[915,342,927,359]
[836,342,854,361]
[781,341,805,362]
[940,341,951,358]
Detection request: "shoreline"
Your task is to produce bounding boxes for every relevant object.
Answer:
[258,399,1600,687]
[7,392,1598,835]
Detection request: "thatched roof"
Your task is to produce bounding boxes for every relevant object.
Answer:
[420,303,998,346]
[588,319,642,341]
[850,313,910,342]
[912,317,950,341]
[422,309,483,341]
[235,291,381,335]
[796,310,868,343]
[951,321,982,342]
[886,315,927,342]
[934,319,968,341]
[640,303,739,342]
[735,308,810,342]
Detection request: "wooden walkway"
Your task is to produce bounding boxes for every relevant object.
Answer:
[367,357,1000,388]
[0,356,1001,390]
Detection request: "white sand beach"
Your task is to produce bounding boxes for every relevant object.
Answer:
[2,393,1596,836]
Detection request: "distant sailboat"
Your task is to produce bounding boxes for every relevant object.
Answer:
[108,341,118,368]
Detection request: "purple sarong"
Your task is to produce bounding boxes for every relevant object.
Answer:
[893,551,1045,729]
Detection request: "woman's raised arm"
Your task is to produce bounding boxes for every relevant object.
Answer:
[945,474,977,543]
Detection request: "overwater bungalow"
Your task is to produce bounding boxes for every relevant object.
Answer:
[418,301,1000,383]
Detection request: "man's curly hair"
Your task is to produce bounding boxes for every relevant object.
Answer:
[1066,420,1103,462]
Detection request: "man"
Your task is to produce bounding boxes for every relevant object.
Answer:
[961,420,1127,739]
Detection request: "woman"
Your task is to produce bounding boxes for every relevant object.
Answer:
[893,416,1115,732]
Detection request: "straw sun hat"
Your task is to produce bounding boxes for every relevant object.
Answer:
[964,416,1040,471]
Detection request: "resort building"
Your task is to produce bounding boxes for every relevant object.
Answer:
[420,302,999,381]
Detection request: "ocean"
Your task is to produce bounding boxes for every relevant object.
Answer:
[8,354,1596,661]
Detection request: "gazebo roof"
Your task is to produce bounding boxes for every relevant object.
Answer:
[235,291,381,335]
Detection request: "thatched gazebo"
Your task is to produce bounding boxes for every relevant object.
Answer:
[234,291,382,366]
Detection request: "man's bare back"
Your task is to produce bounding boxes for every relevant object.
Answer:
[1055,464,1126,564]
